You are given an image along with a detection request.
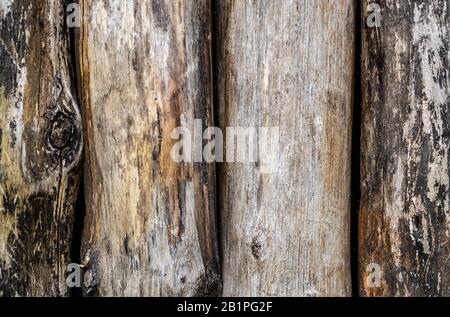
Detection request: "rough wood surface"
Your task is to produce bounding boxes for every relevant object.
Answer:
[0,0,82,296]
[215,0,355,296]
[359,0,450,296]
[76,0,220,296]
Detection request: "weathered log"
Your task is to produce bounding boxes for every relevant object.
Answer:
[215,0,355,296]
[75,0,220,296]
[0,0,82,296]
[359,0,450,296]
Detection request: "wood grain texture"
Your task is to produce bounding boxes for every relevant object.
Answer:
[0,0,82,296]
[360,0,450,296]
[76,0,220,296]
[215,0,355,296]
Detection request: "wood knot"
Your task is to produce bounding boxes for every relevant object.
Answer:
[83,265,99,296]
[251,237,262,259]
[49,113,74,150]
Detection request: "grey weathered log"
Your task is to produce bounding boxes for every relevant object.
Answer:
[0,0,82,296]
[359,0,450,296]
[215,0,355,296]
[75,0,220,296]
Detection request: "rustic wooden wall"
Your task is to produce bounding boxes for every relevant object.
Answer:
[0,0,82,296]
[2,0,450,298]
[75,0,220,296]
[359,0,450,296]
[215,0,355,296]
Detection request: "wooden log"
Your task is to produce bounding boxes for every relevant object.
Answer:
[359,0,450,296]
[0,0,82,296]
[75,0,220,296]
[215,0,355,296]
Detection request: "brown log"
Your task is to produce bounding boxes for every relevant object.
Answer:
[215,0,355,296]
[75,0,220,296]
[0,0,82,296]
[359,0,450,296]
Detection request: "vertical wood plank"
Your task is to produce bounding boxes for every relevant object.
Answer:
[215,0,355,296]
[0,0,82,296]
[76,0,220,296]
[360,0,450,296]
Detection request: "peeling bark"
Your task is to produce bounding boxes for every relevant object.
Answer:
[215,0,355,296]
[75,0,220,296]
[0,0,82,296]
[360,0,450,296]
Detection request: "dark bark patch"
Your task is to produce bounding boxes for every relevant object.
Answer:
[193,266,221,297]
[151,0,170,31]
